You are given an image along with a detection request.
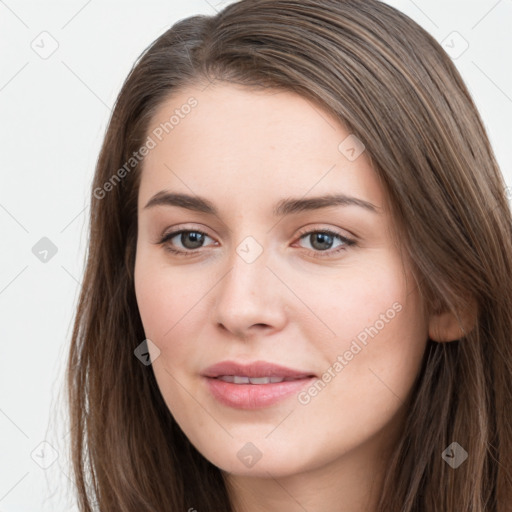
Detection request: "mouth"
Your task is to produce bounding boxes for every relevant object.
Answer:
[201,360,317,409]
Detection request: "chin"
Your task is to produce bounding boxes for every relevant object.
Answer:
[197,438,319,478]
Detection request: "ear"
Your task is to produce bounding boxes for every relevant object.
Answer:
[428,297,478,342]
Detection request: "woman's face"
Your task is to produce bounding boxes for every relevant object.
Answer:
[134,82,429,478]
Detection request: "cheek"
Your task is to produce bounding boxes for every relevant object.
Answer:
[298,255,428,409]
[134,251,213,376]
[134,255,203,416]
[269,264,428,469]
[294,254,424,360]
[135,248,195,339]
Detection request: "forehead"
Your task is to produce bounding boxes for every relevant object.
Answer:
[138,83,386,215]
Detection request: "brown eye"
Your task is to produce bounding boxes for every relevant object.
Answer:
[173,231,206,250]
[158,229,216,255]
[303,232,336,251]
[296,229,355,257]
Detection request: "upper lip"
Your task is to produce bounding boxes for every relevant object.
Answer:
[201,360,316,379]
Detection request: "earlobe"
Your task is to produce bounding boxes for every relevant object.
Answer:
[428,297,478,342]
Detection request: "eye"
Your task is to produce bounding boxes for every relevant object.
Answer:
[155,227,356,258]
[157,229,216,256]
[294,228,356,258]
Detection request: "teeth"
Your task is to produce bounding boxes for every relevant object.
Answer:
[247,377,269,384]
[218,375,286,384]
[218,375,235,383]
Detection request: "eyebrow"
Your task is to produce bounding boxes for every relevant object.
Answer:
[143,191,379,216]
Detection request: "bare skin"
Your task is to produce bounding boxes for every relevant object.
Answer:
[134,82,460,512]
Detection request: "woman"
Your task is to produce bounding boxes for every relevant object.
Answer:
[67,0,512,510]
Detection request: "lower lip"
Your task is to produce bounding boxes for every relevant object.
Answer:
[204,377,315,409]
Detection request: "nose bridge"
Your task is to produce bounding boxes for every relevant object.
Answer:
[213,232,286,334]
[222,234,270,301]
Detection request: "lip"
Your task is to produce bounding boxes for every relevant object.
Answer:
[201,360,317,409]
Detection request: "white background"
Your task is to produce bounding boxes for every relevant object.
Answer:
[0,0,510,510]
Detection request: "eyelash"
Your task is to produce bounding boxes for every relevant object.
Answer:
[156,227,356,259]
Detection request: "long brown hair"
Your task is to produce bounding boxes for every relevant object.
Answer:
[67,0,512,510]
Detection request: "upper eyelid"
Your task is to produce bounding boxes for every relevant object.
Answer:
[160,224,352,236]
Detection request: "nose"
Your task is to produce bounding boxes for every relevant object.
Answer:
[212,244,288,340]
